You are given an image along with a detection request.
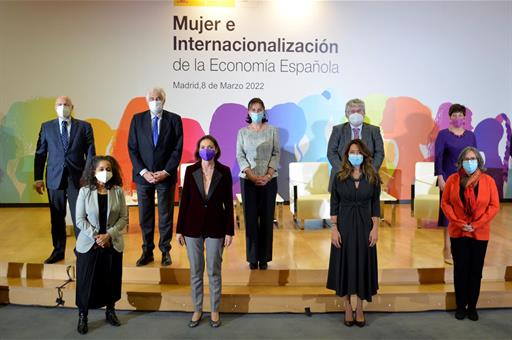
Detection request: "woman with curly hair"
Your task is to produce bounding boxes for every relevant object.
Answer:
[75,155,127,334]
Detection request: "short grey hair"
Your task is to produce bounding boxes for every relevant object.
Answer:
[345,98,365,115]
[146,87,166,102]
[456,146,486,172]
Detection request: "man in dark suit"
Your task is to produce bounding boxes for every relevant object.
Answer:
[128,88,183,266]
[34,96,96,264]
[327,98,385,190]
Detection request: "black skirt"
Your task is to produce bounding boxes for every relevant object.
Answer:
[76,246,123,310]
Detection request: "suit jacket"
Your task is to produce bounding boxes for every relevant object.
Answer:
[176,161,235,238]
[327,122,384,190]
[75,186,128,253]
[34,118,95,189]
[128,110,183,185]
[441,172,499,241]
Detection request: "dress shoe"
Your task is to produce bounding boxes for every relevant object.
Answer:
[455,308,467,320]
[344,312,355,327]
[161,251,172,266]
[355,318,366,327]
[355,311,366,327]
[249,262,258,270]
[258,262,268,270]
[467,308,479,321]
[44,251,64,264]
[188,312,203,328]
[210,318,222,328]
[105,309,121,326]
[77,313,88,334]
[136,252,154,267]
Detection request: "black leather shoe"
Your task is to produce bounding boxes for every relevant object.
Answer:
[77,313,88,334]
[136,252,154,267]
[249,262,258,270]
[188,312,203,328]
[161,251,172,266]
[44,250,64,264]
[455,308,467,320]
[210,318,222,328]
[105,309,121,326]
[344,312,354,327]
[355,318,366,327]
[467,308,478,321]
[258,262,268,270]
[355,311,366,327]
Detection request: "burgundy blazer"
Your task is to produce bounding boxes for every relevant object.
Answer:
[176,161,234,238]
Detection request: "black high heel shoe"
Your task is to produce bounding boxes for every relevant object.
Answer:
[344,312,355,327]
[355,311,366,327]
[188,312,203,328]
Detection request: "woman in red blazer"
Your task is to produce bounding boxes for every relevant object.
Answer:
[441,146,500,321]
[176,135,234,328]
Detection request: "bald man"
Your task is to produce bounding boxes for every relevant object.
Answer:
[34,96,96,263]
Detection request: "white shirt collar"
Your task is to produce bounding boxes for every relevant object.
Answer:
[150,111,162,119]
[58,117,71,124]
[349,123,362,130]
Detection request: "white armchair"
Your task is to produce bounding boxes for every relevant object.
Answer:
[179,162,194,199]
[289,162,331,230]
[413,162,440,226]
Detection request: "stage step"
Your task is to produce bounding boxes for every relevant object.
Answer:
[2,262,512,285]
[2,277,512,313]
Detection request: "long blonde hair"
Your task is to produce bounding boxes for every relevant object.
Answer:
[337,139,379,185]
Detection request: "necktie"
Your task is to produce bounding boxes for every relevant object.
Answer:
[353,127,360,140]
[152,116,159,146]
[61,121,69,152]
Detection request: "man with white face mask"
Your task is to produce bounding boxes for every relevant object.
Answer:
[128,87,183,267]
[327,98,384,191]
[34,96,96,263]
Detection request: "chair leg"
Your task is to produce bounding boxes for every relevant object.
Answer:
[416,218,422,228]
[391,204,397,226]
[301,219,305,230]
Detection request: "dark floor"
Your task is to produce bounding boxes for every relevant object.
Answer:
[0,305,511,339]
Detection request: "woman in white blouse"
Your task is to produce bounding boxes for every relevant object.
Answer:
[236,98,280,270]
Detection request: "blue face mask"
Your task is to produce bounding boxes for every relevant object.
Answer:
[462,159,478,175]
[250,111,264,124]
[348,154,364,167]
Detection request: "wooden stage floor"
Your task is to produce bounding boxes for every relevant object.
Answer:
[1,203,511,270]
[1,203,512,312]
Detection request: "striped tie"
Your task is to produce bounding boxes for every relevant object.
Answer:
[353,128,360,140]
[61,121,69,152]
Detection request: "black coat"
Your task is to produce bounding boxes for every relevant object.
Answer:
[127,110,183,184]
[176,161,235,238]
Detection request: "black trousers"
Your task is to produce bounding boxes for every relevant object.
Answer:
[136,181,175,253]
[437,190,448,227]
[450,237,488,310]
[241,178,277,263]
[47,168,79,253]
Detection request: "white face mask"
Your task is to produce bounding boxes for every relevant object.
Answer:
[95,170,113,184]
[148,100,163,114]
[348,112,364,127]
[56,105,71,119]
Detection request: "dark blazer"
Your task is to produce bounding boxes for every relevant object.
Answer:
[34,118,96,189]
[327,122,384,190]
[176,161,235,238]
[128,110,183,185]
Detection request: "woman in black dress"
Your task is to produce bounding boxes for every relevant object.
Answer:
[75,155,127,334]
[327,139,380,327]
